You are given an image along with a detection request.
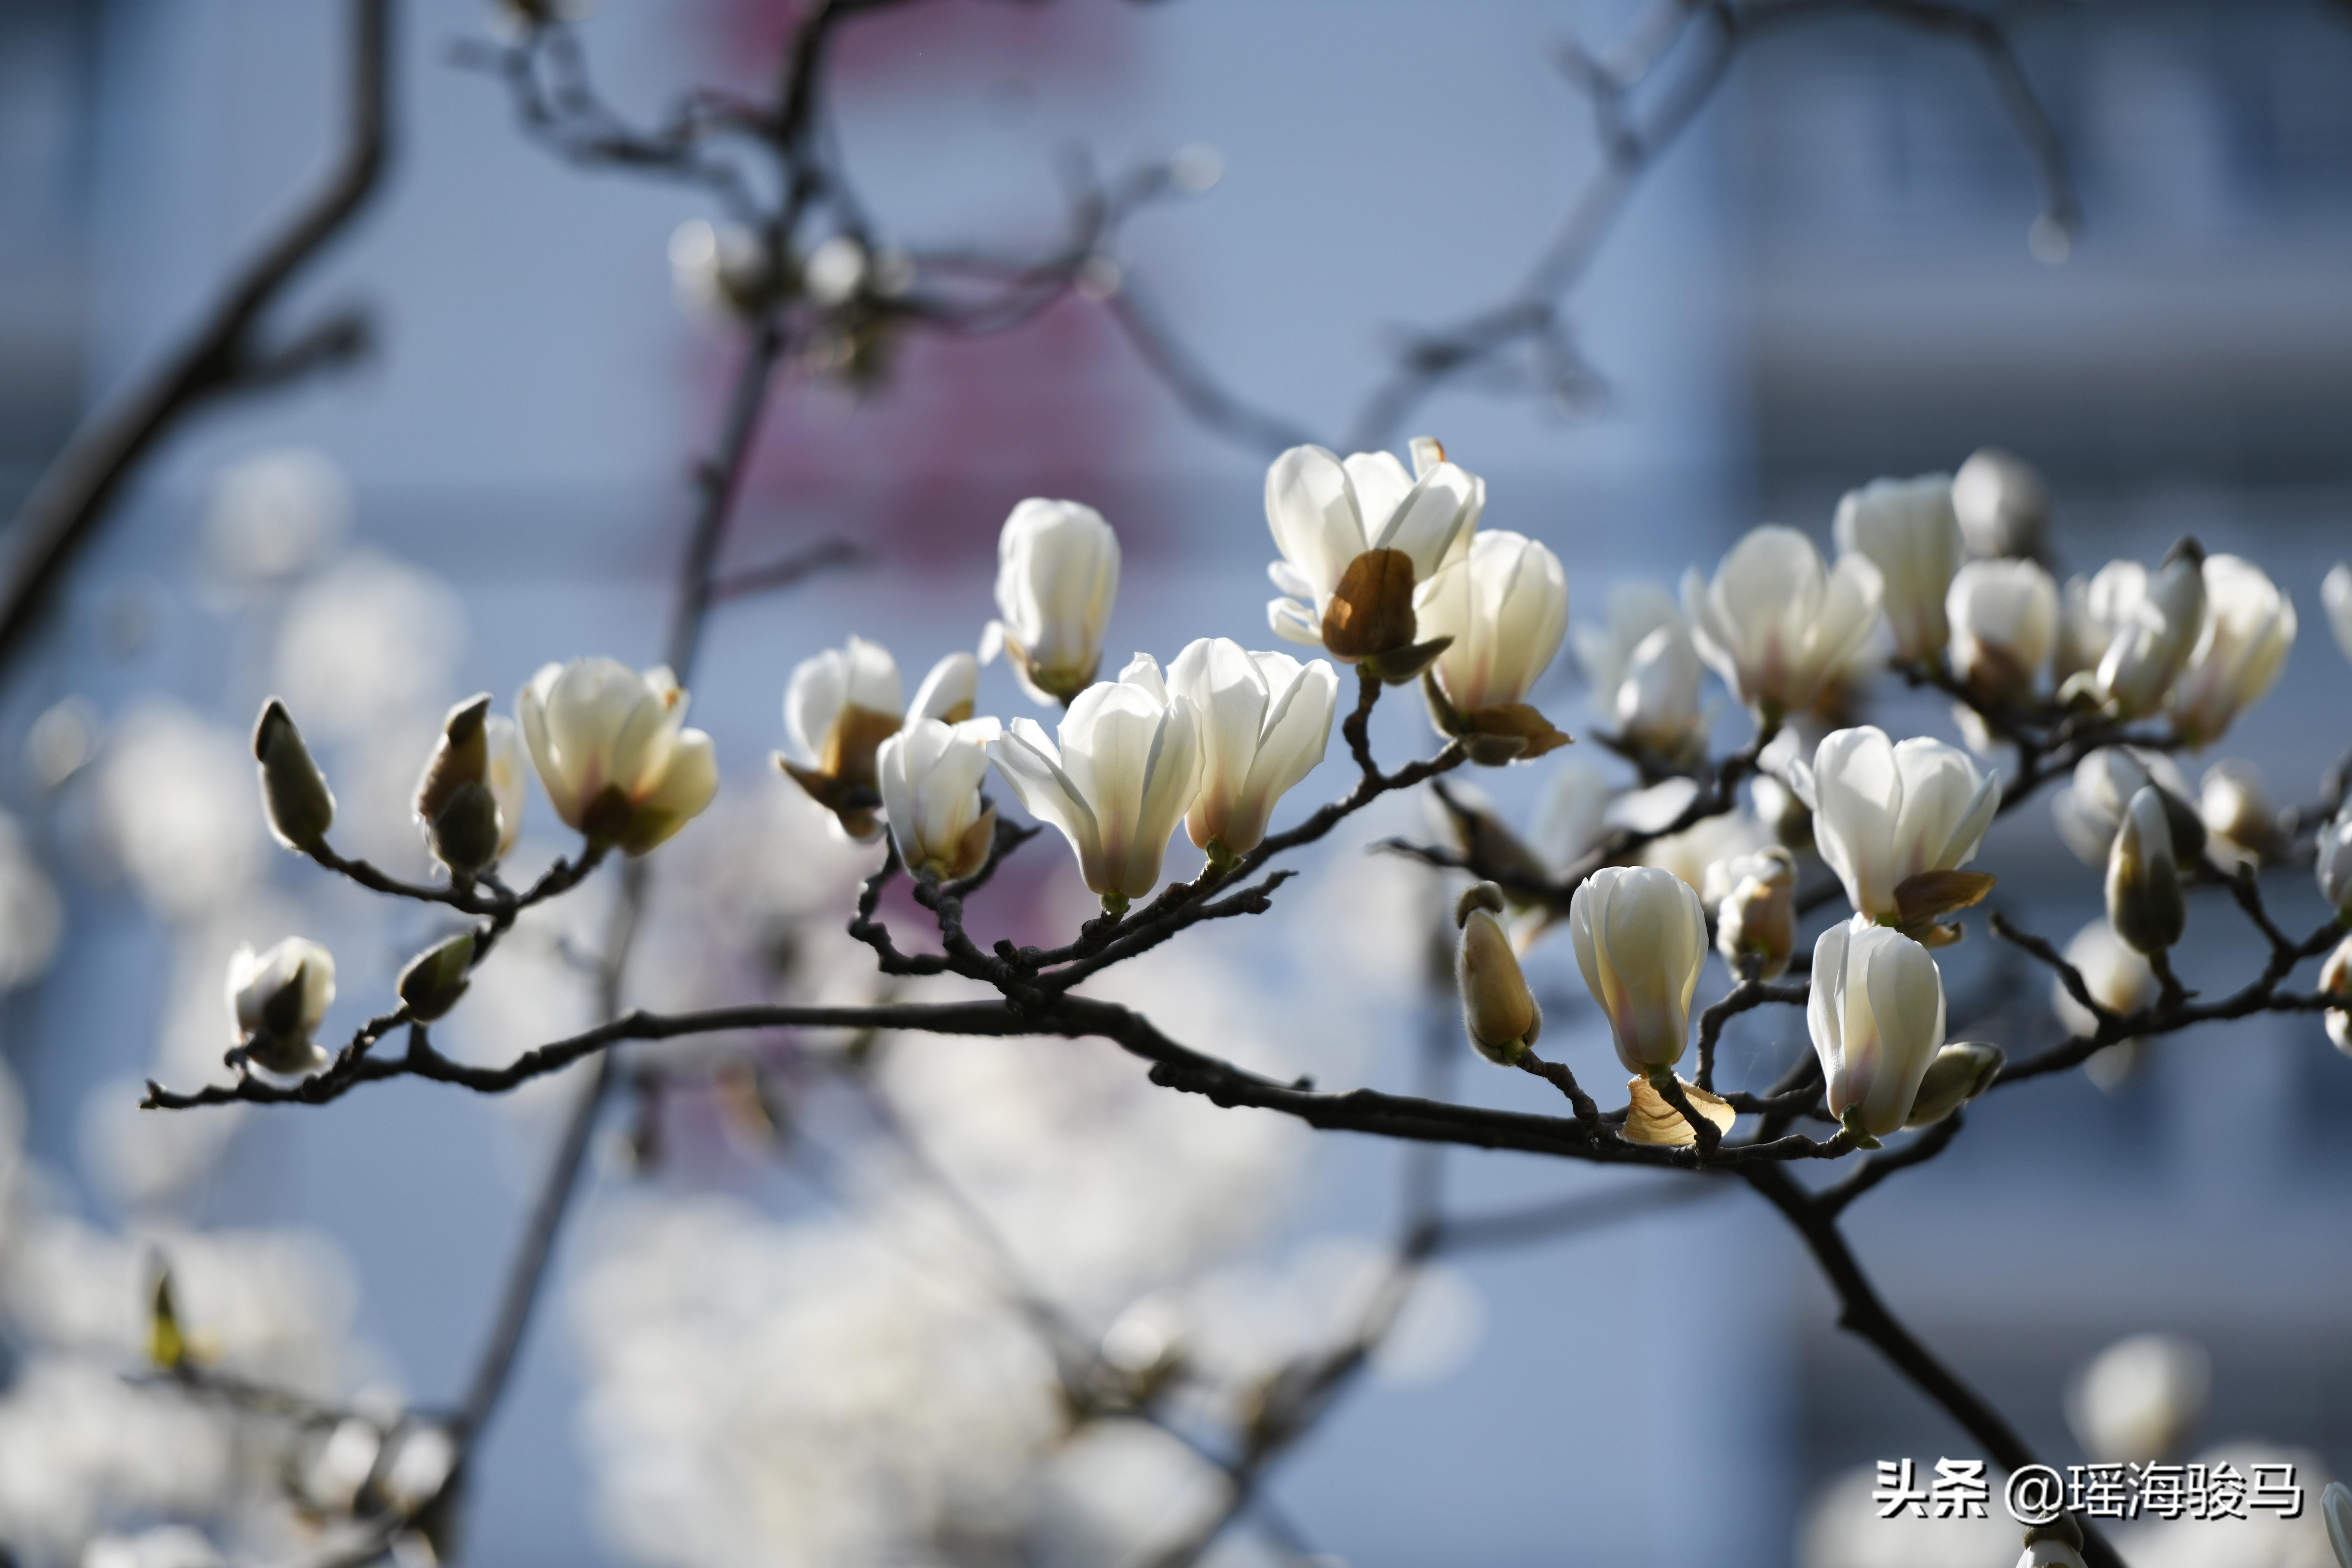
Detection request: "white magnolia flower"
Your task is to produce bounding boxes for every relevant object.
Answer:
[2325,563,2352,664]
[226,937,336,1075]
[517,658,719,855]
[2320,936,2352,1055]
[1571,581,1708,763]
[1946,558,2058,702]
[2198,759,2281,873]
[2107,786,2184,955]
[2052,746,2192,866]
[1809,918,1946,1138]
[1165,638,1337,858]
[2319,808,2352,917]
[2052,918,2158,1038]
[2060,544,2208,717]
[877,718,1001,882]
[1263,439,1481,655]
[1568,865,1708,1074]
[786,636,904,766]
[2168,553,2296,747]
[1418,530,1568,711]
[1951,446,2049,560]
[1704,846,1796,980]
[1682,525,1883,721]
[909,651,980,725]
[1530,760,1618,873]
[2067,1332,2209,1467]
[1833,474,1963,662]
[986,499,1121,705]
[1803,727,1999,923]
[987,654,1203,909]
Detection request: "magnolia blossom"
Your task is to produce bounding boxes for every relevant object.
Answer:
[2067,1333,2209,1466]
[1568,866,1708,1074]
[226,937,336,1075]
[517,658,718,855]
[2107,786,2184,955]
[1682,525,1883,720]
[1263,439,1481,657]
[2325,563,2352,663]
[1417,530,1570,762]
[1833,474,1963,662]
[1530,760,1617,873]
[781,637,973,840]
[986,499,1121,705]
[1571,582,1707,764]
[2052,746,2192,866]
[2319,807,2352,917]
[1165,638,1337,858]
[1903,1041,2003,1128]
[1804,727,1999,923]
[877,718,1001,882]
[1809,919,1946,1138]
[2199,759,2282,872]
[2052,918,2158,1038]
[1456,884,1541,1063]
[252,699,334,850]
[413,694,527,873]
[1704,846,1796,980]
[1946,558,2058,702]
[2059,543,2207,716]
[987,654,1203,909]
[2320,935,2352,1055]
[1951,446,2049,560]
[2167,553,2296,746]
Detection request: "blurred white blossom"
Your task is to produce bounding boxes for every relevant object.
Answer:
[273,553,465,740]
[203,449,351,585]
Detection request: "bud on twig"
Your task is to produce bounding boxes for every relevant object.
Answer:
[1456,882,1540,1064]
[1903,1042,2003,1127]
[397,932,478,1023]
[253,699,335,850]
[2320,935,2352,1056]
[226,937,337,1076]
[428,781,504,879]
[2106,786,2184,955]
[1706,846,1796,979]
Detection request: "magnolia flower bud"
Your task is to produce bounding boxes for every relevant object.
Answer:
[1810,918,1946,1140]
[226,937,336,1075]
[1167,638,1337,858]
[986,499,1120,705]
[1456,884,1541,1063]
[1903,1042,2003,1127]
[2168,553,2296,747]
[1946,559,2058,703]
[2051,746,2195,867]
[428,781,504,879]
[1805,727,1999,925]
[2323,935,2352,1056]
[987,654,1202,912]
[781,636,906,841]
[1683,525,1883,722]
[2107,786,2185,955]
[2067,1333,2208,1466]
[1951,446,2049,560]
[1264,440,1481,664]
[397,932,477,1023]
[414,695,523,873]
[2198,759,2284,873]
[517,658,718,855]
[2325,563,2352,665]
[1572,582,1708,766]
[1833,474,1963,662]
[415,695,491,824]
[2090,538,2208,718]
[2052,918,2158,1038]
[2320,808,2352,918]
[1568,866,1708,1074]
[1704,846,1796,980]
[877,717,1000,882]
[252,699,335,850]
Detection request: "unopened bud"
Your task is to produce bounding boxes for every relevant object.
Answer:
[1707,847,1796,980]
[1456,891,1540,1063]
[253,699,335,850]
[397,932,477,1023]
[2318,808,2352,919]
[414,694,492,825]
[428,781,503,879]
[1904,1042,2004,1127]
[2106,786,2184,954]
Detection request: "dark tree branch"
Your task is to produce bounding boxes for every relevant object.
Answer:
[0,0,394,680]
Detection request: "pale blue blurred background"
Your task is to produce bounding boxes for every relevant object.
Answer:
[3,2,2350,1565]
